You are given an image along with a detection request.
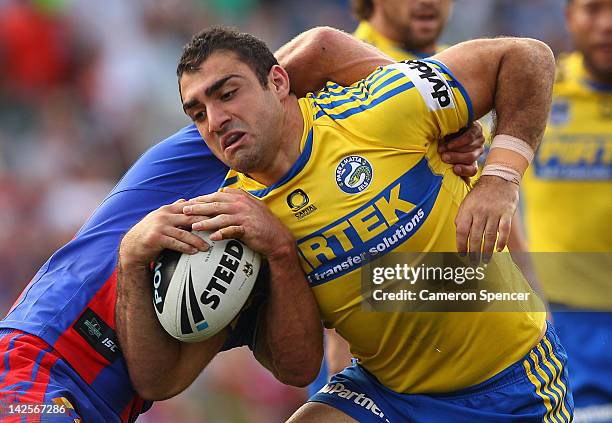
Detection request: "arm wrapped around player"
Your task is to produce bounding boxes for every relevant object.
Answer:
[186,188,324,386]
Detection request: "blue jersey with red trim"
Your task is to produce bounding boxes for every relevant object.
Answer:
[0,124,229,421]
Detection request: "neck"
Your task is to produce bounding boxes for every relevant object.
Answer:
[367,17,436,56]
[249,95,304,186]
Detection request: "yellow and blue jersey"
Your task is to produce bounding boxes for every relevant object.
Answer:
[523,52,612,309]
[224,60,545,393]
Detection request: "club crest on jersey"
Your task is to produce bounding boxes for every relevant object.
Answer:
[336,156,373,194]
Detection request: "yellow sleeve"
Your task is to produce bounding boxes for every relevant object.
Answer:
[309,59,473,150]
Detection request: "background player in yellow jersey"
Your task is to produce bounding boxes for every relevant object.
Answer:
[352,0,451,58]
[177,27,571,421]
[514,0,612,420]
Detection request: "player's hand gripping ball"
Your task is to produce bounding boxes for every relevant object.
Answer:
[152,231,260,342]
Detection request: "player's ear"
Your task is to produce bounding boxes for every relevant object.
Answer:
[268,65,291,99]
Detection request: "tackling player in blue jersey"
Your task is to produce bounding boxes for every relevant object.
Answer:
[0,27,482,422]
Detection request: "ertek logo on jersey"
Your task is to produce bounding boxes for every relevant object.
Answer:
[299,158,442,285]
[336,156,373,194]
[389,60,454,111]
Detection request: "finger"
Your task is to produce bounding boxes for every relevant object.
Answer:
[165,226,209,251]
[468,215,486,261]
[183,201,234,217]
[496,213,513,252]
[482,216,500,262]
[189,190,239,203]
[455,207,472,254]
[158,234,199,254]
[192,214,236,232]
[165,199,198,213]
[221,187,248,195]
[441,149,483,165]
[446,125,484,152]
[210,225,245,241]
[445,142,485,154]
[164,212,209,228]
[454,163,479,178]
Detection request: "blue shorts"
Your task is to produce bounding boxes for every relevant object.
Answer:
[0,329,121,423]
[553,308,612,422]
[310,323,573,423]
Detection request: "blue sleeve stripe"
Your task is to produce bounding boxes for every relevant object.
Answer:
[314,68,398,108]
[315,81,415,121]
[314,72,405,112]
[423,58,474,123]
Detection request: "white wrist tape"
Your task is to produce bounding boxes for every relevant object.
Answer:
[490,134,534,164]
[481,164,522,185]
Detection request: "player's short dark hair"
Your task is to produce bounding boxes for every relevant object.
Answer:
[177,26,278,88]
[352,0,374,21]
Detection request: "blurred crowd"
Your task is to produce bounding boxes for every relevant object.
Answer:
[0,0,570,421]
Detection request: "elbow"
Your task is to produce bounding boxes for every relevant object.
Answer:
[273,344,323,388]
[515,38,556,77]
[130,373,185,401]
[302,26,342,49]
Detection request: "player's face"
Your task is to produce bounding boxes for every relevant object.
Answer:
[377,0,453,51]
[567,0,612,82]
[180,51,284,174]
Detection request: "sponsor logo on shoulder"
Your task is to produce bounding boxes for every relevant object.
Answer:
[390,60,454,111]
[336,156,373,194]
[319,383,389,422]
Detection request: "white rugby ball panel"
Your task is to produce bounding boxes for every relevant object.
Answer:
[153,231,260,343]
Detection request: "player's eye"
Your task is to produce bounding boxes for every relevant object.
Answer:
[193,110,207,122]
[220,89,237,101]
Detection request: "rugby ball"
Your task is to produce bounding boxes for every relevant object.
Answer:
[152,231,261,342]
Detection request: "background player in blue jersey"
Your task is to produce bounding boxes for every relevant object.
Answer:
[0,27,482,422]
[175,27,561,422]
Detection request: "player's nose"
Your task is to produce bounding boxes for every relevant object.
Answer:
[207,107,231,134]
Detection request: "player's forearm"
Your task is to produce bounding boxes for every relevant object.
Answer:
[256,245,323,387]
[275,26,392,97]
[115,261,183,398]
[117,259,227,401]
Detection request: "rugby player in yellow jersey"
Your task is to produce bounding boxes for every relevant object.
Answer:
[514,0,612,420]
[178,27,571,421]
[308,0,487,388]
